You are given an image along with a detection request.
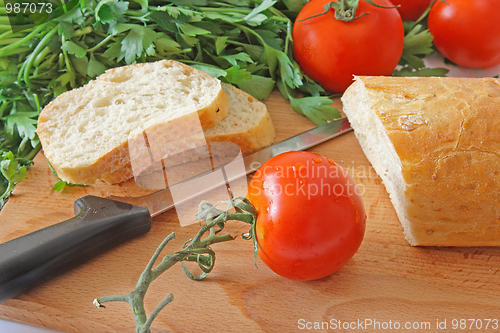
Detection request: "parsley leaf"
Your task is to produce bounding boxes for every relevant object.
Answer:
[1,152,27,184]
[224,65,252,85]
[222,52,254,66]
[204,11,245,23]
[238,75,275,100]
[155,35,182,54]
[95,0,129,24]
[276,49,302,89]
[120,26,157,64]
[290,96,341,125]
[88,53,108,77]
[177,23,210,37]
[61,40,87,58]
[254,29,283,50]
[400,23,434,69]
[245,0,278,26]
[102,39,123,60]
[48,161,87,191]
[0,151,28,207]
[4,112,39,148]
[215,37,228,55]
[397,21,448,76]
[299,80,328,97]
[192,64,228,78]
[52,180,68,191]
[150,11,183,32]
[393,66,449,77]
[58,21,75,39]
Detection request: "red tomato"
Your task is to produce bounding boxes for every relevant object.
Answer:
[389,0,432,21]
[247,151,366,281]
[428,0,500,69]
[293,0,404,94]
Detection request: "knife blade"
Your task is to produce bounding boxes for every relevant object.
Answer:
[110,117,352,216]
[0,117,351,302]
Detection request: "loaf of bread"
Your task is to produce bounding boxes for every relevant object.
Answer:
[37,60,229,185]
[341,76,500,246]
[103,82,276,184]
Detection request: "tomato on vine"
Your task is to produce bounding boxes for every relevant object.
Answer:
[428,0,500,69]
[247,151,366,281]
[292,0,404,94]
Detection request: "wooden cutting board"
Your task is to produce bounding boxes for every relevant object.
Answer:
[1,90,500,333]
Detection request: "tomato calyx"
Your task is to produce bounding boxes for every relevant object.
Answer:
[299,0,398,22]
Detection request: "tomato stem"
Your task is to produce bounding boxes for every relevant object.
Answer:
[414,0,445,24]
[298,0,397,22]
[94,193,259,332]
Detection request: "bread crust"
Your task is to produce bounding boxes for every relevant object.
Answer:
[37,60,229,185]
[343,76,500,246]
[205,84,275,155]
[204,113,275,155]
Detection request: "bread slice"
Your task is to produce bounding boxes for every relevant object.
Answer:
[100,83,276,184]
[37,60,229,185]
[205,83,275,154]
[342,76,500,246]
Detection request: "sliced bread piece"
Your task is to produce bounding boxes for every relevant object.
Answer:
[37,60,229,185]
[100,83,276,184]
[205,83,275,155]
[341,75,500,246]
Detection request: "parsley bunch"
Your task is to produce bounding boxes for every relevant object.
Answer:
[0,0,339,204]
[0,0,444,205]
[2,0,340,119]
[0,72,48,206]
[393,7,449,77]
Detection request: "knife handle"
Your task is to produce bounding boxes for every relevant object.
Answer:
[0,195,151,303]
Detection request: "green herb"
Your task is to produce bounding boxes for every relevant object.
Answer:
[94,194,258,333]
[394,20,448,76]
[48,161,87,191]
[393,66,449,77]
[0,151,30,207]
[0,80,43,207]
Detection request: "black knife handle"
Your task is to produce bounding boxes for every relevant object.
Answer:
[0,195,151,303]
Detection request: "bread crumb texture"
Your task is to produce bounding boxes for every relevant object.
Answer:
[120,82,276,185]
[37,60,229,184]
[345,76,500,246]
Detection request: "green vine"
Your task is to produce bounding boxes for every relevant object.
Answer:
[93,193,258,333]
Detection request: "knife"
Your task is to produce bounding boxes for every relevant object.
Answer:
[0,117,351,302]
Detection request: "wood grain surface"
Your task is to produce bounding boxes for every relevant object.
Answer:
[1,90,500,333]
